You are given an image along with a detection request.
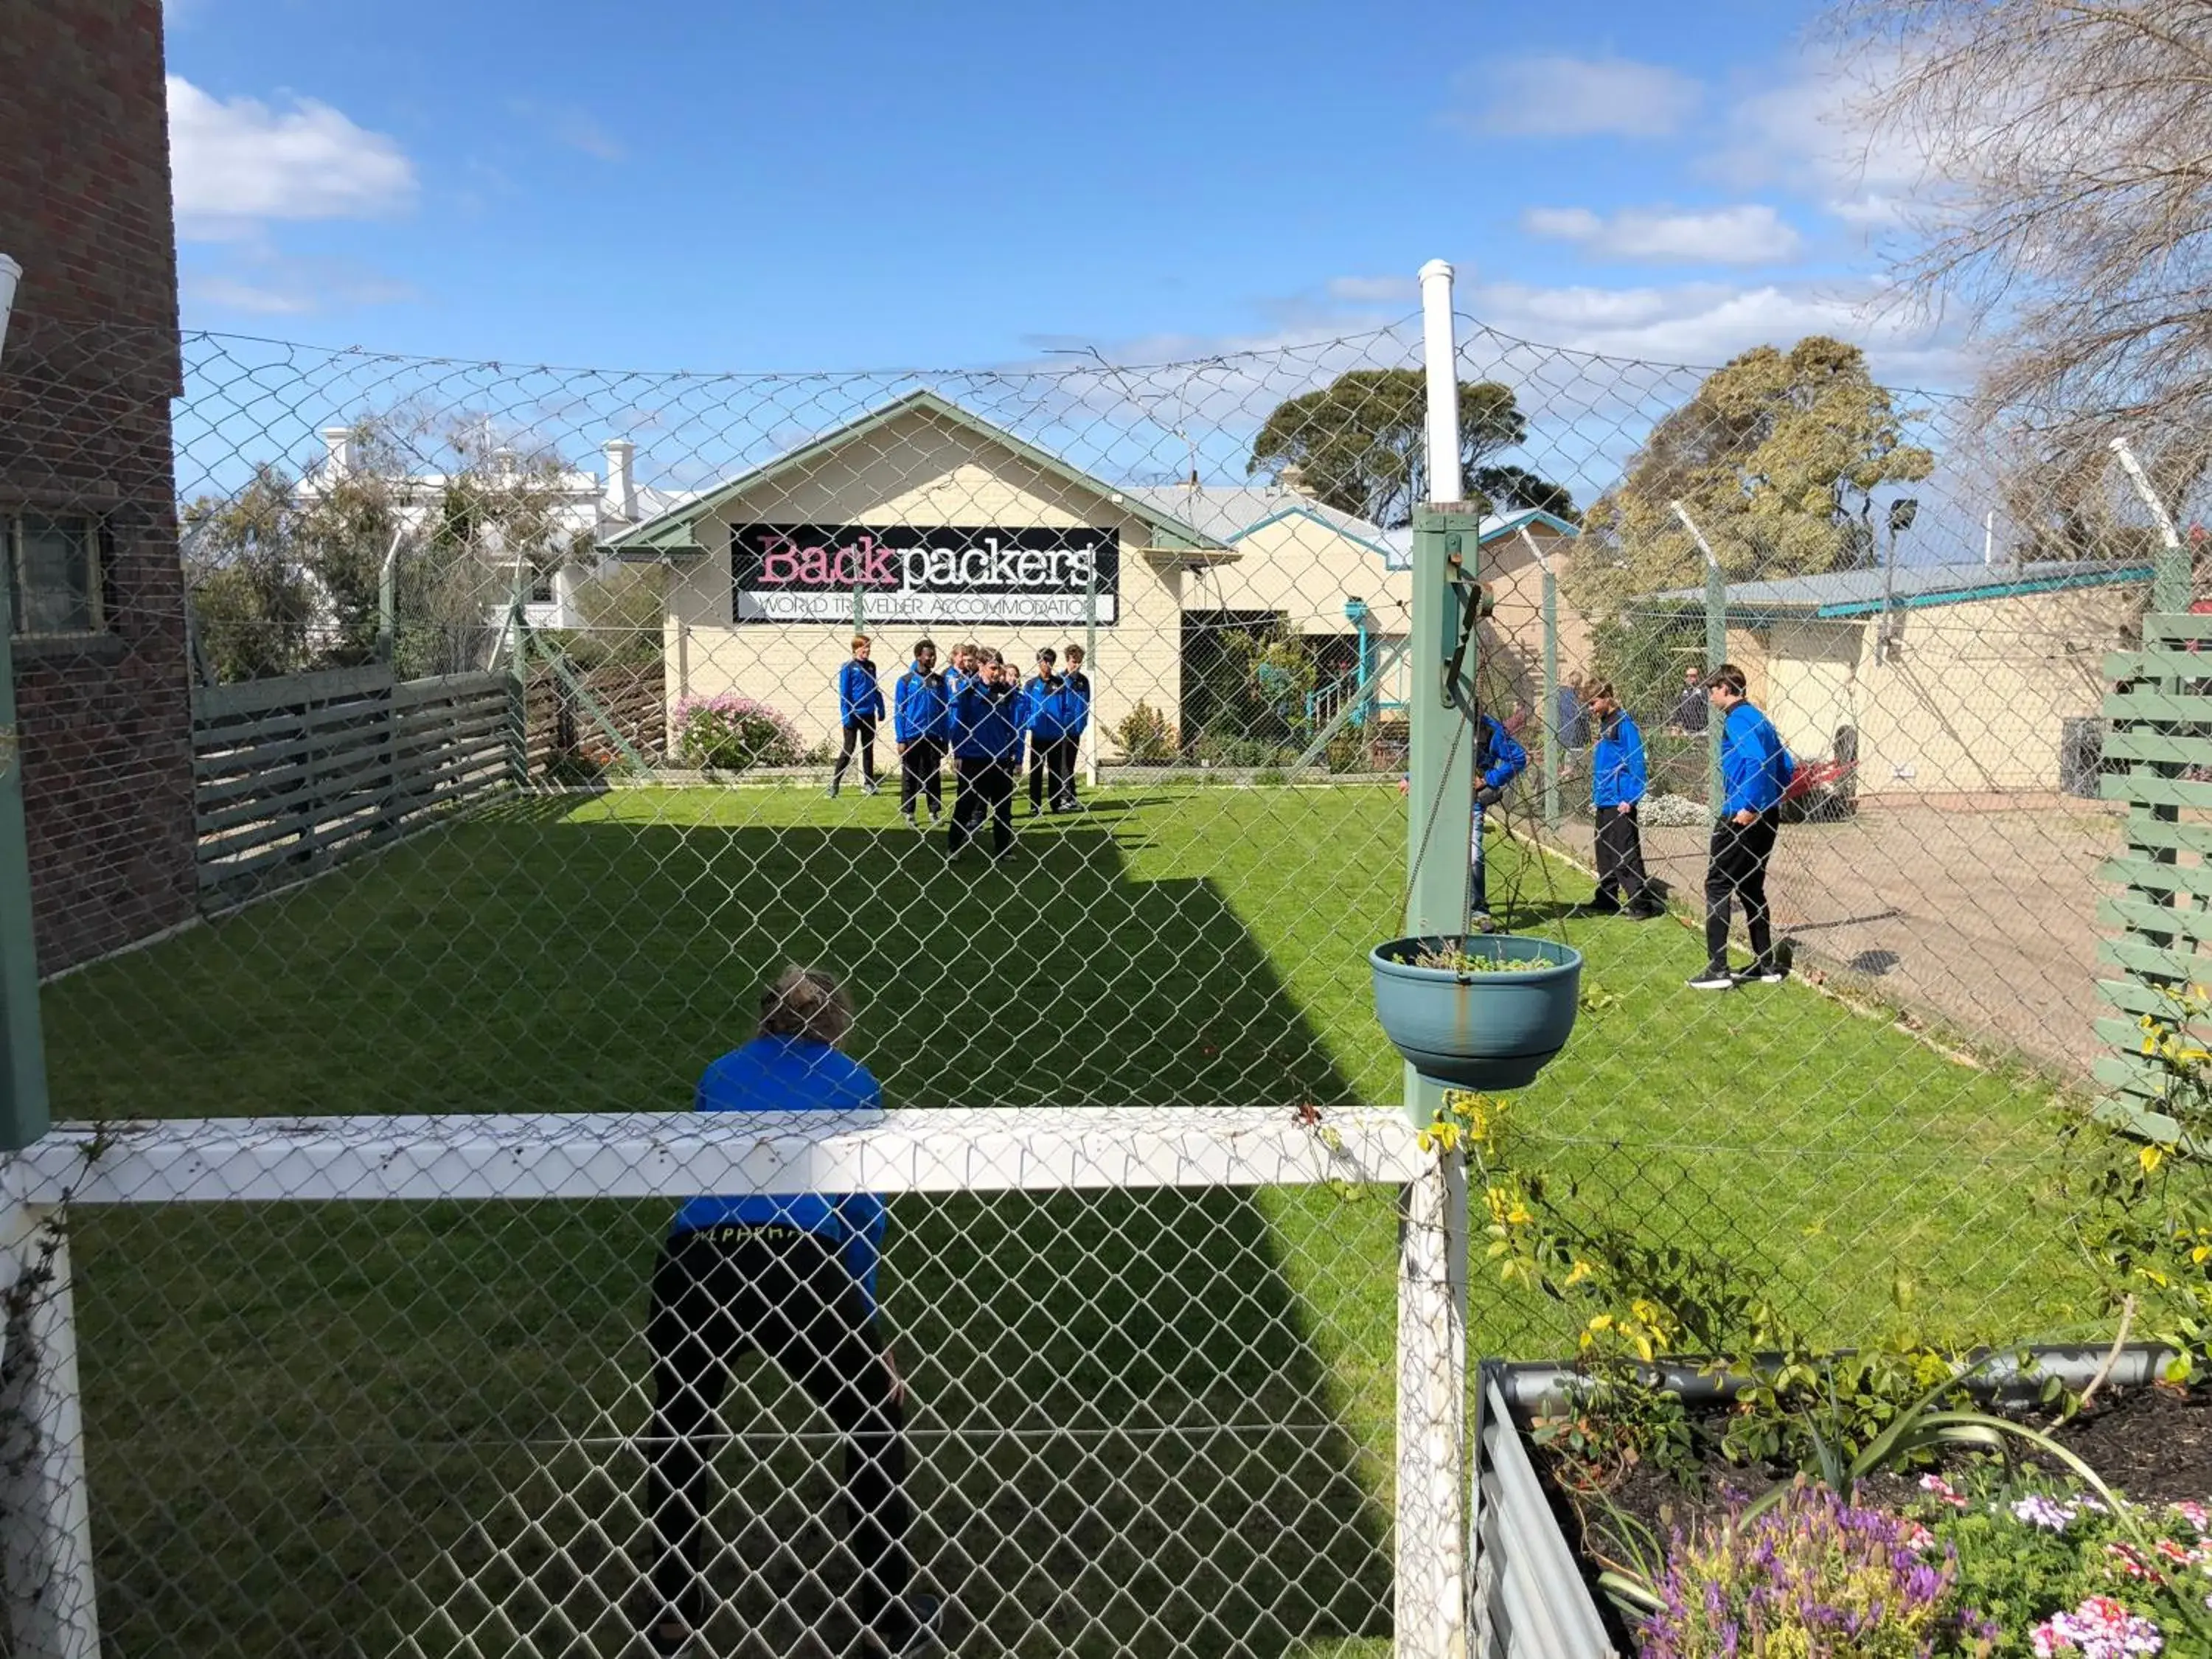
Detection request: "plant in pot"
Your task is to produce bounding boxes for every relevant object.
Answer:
[1370,933,1583,1091]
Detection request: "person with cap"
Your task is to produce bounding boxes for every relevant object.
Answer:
[947,650,1023,860]
[642,966,940,1658]
[893,640,950,828]
[1023,648,1082,816]
[1571,681,1664,919]
[1688,663,1795,990]
[830,635,886,799]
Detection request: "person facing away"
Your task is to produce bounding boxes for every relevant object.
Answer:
[1670,666,1709,735]
[947,650,1023,860]
[1571,682,1663,919]
[1688,663,1795,991]
[893,640,950,828]
[642,967,939,1658]
[1555,677,1589,750]
[1468,706,1529,932]
[830,635,886,799]
[1023,647,1084,815]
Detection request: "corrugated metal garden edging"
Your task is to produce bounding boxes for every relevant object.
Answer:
[1472,1366,1620,1659]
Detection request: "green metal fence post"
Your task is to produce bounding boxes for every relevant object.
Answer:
[0,255,49,1153]
[1085,557,1099,787]
[1671,501,1728,814]
[0,596,50,1154]
[1541,561,1561,831]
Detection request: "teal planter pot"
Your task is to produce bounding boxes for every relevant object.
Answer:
[1370,934,1583,1091]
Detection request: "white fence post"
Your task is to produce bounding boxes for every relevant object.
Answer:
[1396,1151,1470,1659]
[0,1195,99,1659]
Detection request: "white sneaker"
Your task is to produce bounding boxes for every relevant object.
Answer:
[1686,968,1736,991]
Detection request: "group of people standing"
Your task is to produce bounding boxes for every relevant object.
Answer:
[1468,664,1796,990]
[830,635,1093,860]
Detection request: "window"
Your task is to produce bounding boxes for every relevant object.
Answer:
[5,512,102,636]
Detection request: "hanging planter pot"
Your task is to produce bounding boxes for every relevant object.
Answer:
[1369,933,1582,1091]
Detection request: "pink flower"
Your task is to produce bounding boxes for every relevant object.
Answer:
[2031,1595,2163,1658]
[1920,1473,1969,1509]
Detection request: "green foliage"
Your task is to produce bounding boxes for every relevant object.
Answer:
[1246,369,1574,529]
[1114,700,1177,763]
[1572,336,1935,605]
[540,566,665,669]
[1587,610,1705,729]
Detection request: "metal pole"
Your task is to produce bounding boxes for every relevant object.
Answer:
[1541,563,1560,832]
[1085,555,1099,787]
[2113,438,2190,616]
[0,253,49,1153]
[375,525,406,664]
[1671,501,1728,817]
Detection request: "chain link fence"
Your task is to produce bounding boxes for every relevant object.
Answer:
[0,303,2194,1654]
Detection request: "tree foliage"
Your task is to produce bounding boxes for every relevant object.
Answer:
[1247,369,1573,529]
[1571,336,1934,604]
[1836,0,2212,498]
[183,416,587,683]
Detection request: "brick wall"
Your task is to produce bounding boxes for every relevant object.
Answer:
[0,0,198,973]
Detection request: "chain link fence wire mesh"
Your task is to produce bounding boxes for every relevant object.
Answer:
[1,308,2198,1654]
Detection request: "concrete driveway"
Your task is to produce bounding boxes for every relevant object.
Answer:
[1545,793,2124,1078]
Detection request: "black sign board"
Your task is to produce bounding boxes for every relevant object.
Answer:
[730,523,1120,625]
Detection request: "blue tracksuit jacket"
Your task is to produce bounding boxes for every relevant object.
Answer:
[893,665,950,742]
[1023,674,1085,740]
[671,1034,888,1318]
[1064,669,1092,736]
[950,678,1025,761]
[1475,714,1528,792]
[1592,712,1648,808]
[1719,700,1795,816]
[837,658,884,726]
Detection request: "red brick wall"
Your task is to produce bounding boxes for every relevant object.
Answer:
[0,0,198,972]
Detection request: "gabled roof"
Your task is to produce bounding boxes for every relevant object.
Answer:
[1645,557,2151,622]
[602,389,1220,556]
[1119,489,1579,572]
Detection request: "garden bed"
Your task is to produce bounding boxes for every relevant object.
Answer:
[1489,1356,2212,1658]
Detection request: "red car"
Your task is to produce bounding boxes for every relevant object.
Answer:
[1779,732,1859,823]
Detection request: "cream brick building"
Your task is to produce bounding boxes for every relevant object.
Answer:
[605,391,1578,760]
[1646,560,2151,796]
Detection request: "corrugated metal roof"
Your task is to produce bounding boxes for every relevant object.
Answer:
[1123,488,1574,571]
[1649,558,2151,617]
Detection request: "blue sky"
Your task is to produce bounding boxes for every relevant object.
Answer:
[161,0,1949,383]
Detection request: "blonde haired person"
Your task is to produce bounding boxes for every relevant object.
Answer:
[642,967,938,1655]
[831,635,885,798]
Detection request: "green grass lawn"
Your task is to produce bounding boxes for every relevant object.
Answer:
[38,783,2092,1658]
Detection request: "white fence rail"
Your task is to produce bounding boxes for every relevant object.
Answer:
[0,1108,1467,1659]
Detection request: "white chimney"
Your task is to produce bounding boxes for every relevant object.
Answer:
[321,425,352,476]
[1280,463,1314,498]
[603,438,636,521]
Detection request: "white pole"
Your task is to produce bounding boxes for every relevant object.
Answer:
[1983,510,1995,570]
[1399,254,1471,1659]
[1419,260,1463,506]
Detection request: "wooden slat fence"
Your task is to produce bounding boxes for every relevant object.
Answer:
[525,656,666,773]
[2094,611,2212,1146]
[192,664,517,908]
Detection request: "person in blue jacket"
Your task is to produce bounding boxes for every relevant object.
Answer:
[1060,643,1093,810]
[947,649,1023,860]
[1468,704,1528,931]
[1689,663,1796,990]
[1572,681,1663,919]
[830,635,886,799]
[892,639,950,828]
[1022,647,1082,816]
[642,967,939,1658]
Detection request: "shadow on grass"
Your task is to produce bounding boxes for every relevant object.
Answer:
[60,810,1397,1659]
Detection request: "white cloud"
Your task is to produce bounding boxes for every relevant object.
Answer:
[1326,275,1420,305]
[1707,53,1935,228]
[1449,55,1703,139]
[1521,203,1804,265]
[181,257,417,317]
[168,75,417,240]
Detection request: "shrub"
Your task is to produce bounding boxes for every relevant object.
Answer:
[1116,700,1177,764]
[1253,768,1287,787]
[1640,1484,1993,1659]
[672,694,803,772]
[1192,733,1300,769]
